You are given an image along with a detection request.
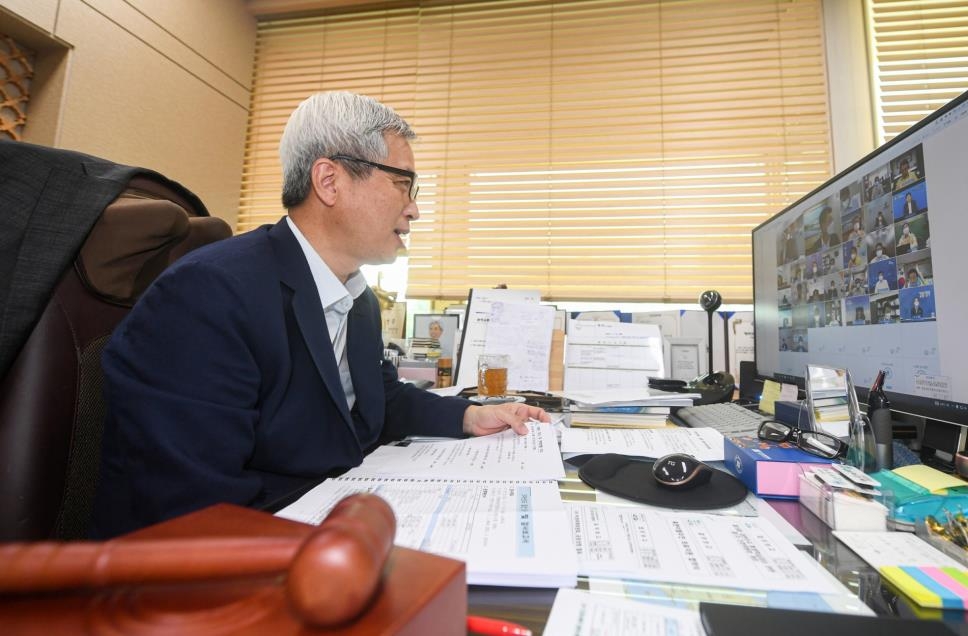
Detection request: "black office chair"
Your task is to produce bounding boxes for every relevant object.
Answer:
[0,171,232,541]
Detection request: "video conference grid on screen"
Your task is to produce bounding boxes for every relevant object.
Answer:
[775,142,933,340]
[753,93,968,419]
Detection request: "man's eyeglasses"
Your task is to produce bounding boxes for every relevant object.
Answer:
[757,420,847,459]
[330,155,419,201]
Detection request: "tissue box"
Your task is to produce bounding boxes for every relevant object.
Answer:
[798,471,888,530]
[724,436,833,499]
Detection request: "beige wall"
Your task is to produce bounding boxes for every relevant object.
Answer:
[0,0,256,226]
[822,0,875,174]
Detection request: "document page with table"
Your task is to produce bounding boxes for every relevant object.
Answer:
[568,503,839,593]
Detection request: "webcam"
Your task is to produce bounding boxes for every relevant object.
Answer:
[699,290,722,312]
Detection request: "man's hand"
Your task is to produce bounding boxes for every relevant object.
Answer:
[462,403,551,436]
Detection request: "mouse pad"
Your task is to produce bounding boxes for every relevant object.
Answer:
[578,453,748,509]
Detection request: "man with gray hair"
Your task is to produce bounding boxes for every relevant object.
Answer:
[91,92,549,538]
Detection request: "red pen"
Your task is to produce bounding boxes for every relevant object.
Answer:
[467,614,532,636]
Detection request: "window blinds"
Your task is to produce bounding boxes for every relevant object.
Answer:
[866,0,968,144]
[240,0,831,302]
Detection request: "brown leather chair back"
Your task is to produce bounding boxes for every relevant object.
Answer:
[0,183,232,541]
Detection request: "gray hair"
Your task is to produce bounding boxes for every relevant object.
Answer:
[279,91,416,208]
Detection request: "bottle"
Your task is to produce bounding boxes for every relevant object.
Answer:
[437,357,452,388]
[867,370,893,471]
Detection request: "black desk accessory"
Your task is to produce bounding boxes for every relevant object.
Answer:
[686,290,736,404]
[699,289,722,375]
[577,454,747,509]
[868,369,894,470]
[457,388,566,411]
[699,602,957,636]
[652,453,713,489]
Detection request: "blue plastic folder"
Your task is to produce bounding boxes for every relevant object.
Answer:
[874,469,968,531]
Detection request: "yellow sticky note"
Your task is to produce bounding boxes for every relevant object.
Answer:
[893,464,967,493]
[760,379,781,415]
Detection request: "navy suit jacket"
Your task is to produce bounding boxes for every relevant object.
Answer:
[92,219,470,538]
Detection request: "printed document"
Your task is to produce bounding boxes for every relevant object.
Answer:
[832,531,962,568]
[567,503,840,594]
[833,531,968,609]
[482,301,555,392]
[563,319,664,390]
[453,287,541,388]
[559,426,725,461]
[544,588,703,636]
[277,478,577,588]
[341,422,564,481]
[558,387,698,407]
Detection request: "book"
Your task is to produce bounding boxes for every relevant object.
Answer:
[276,423,577,588]
[568,412,670,428]
[277,478,576,588]
[569,404,672,414]
[724,435,834,499]
[569,406,671,428]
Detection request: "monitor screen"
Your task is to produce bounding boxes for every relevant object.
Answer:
[752,90,968,425]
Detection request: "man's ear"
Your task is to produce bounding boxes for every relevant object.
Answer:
[310,158,339,206]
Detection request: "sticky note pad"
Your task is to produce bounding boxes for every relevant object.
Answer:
[760,380,781,414]
[893,465,968,493]
[880,565,968,609]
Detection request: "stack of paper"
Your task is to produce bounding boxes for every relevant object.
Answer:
[562,387,698,431]
[560,426,725,462]
[569,404,672,429]
[545,589,704,636]
[276,424,578,588]
[558,388,698,408]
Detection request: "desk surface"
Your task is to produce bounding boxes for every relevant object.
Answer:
[466,462,968,635]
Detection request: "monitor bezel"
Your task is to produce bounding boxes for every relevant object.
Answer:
[751,89,968,426]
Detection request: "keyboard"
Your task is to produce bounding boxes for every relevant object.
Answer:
[672,402,768,437]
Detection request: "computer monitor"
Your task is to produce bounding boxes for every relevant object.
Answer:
[752,89,968,428]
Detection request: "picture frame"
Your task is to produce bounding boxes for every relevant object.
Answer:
[666,337,703,382]
[412,313,459,359]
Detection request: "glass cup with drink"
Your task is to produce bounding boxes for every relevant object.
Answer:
[477,353,510,400]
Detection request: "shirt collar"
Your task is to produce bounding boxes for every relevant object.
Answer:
[286,217,367,311]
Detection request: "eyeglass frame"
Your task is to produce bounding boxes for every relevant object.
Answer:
[329,155,419,200]
[756,419,847,459]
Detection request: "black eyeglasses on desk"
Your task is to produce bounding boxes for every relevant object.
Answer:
[330,155,419,200]
[757,420,847,459]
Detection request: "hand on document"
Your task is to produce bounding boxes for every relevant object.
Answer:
[462,402,551,436]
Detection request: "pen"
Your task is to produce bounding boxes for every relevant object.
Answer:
[467,614,532,636]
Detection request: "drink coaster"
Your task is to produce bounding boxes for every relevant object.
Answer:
[468,395,527,404]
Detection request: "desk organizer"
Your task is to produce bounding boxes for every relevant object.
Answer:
[798,471,887,531]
